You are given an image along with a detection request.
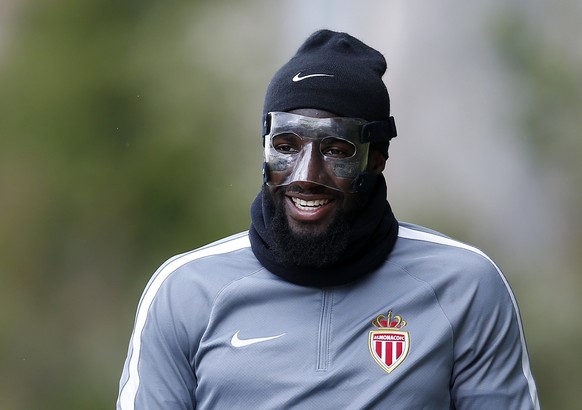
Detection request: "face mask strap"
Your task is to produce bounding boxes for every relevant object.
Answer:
[351,172,378,193]
[262,161,270,185]
[262,112,272,147]
[361,117,397,143]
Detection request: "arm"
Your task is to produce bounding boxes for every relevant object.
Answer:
[117,261,202,410]
[447,257,539,409]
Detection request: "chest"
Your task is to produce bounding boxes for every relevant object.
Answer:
[193,274,455,409]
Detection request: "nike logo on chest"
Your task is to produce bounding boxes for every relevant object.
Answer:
[230,331,286,347]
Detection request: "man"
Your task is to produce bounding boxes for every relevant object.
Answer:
[117,30,539,409]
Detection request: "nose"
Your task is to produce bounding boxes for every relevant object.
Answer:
[293,141,329,185]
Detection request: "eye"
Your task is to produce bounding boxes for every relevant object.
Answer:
[272,134,301,154]
[321,137,356,158]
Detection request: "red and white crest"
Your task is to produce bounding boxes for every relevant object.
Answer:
[368,311,410,373]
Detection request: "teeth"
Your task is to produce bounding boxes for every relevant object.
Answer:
[291,197,330,209]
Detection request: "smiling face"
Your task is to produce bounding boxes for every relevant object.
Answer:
[265,108,386,239]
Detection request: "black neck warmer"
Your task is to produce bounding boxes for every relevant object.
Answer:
[249,177,399,288]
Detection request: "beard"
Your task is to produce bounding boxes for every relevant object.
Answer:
[262,186,358,268]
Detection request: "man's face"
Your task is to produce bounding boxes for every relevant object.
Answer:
[265,108,386,239]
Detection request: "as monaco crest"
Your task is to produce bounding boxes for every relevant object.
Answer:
[368,310,410,373]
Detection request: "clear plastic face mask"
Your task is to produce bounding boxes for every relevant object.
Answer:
[263,112,371,193]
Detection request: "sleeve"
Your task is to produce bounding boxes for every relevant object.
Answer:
[445,256,540,409]
[117,262,208,410]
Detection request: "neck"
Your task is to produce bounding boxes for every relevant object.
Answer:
[249,177,399,287]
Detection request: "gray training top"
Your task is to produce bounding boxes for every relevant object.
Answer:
[117,222,539,409]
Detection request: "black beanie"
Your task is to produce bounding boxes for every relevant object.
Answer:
[263,30,392,122]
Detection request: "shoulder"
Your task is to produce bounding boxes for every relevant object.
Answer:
[131,231,262,345]
[396,222,490,259]
[393,222,502,278]
[161,231,254,276]
[136,231,262,325]
[146,231,260,297]
[386,225,538,408]
[390,222,515,310]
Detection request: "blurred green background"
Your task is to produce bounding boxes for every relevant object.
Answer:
[0,1,580,408]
